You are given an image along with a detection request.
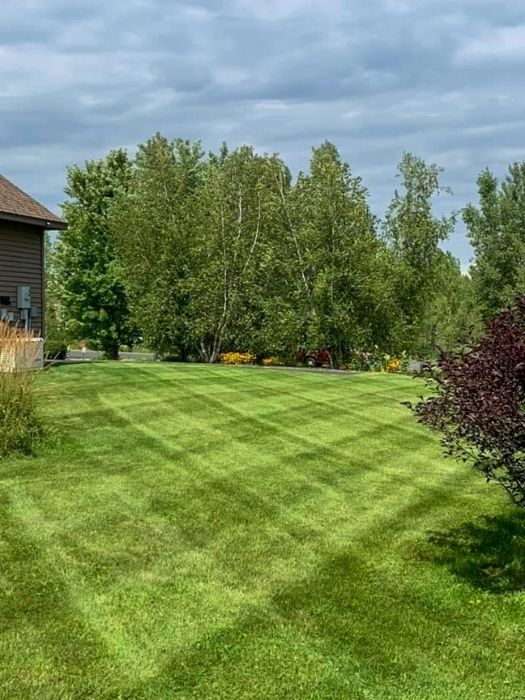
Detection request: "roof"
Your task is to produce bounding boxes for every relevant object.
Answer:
[0,174,67,230]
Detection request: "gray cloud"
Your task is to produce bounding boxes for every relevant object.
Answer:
[1,0,524,265]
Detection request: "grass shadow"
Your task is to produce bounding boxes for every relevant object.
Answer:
[426,511,525,593]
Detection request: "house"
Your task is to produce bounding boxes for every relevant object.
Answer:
[0,175,66,337]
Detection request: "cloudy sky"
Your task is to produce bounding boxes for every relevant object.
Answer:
[1,0,524,265]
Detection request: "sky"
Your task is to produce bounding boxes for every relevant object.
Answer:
[1,0,524,267]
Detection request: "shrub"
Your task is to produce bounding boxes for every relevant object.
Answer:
[0,323,47,457]
[410,296,525,507]
[348,349,380,372]
[262,356,285,366]
[220,352,256,365]
[44,340,68,361]
[348,348,408,373]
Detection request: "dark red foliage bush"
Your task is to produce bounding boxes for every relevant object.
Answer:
[412,296,525,507]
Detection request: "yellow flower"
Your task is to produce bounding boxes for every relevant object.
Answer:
[220,352,255,365]
[386,357,401,373]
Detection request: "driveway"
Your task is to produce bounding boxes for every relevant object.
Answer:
[67,350,156,362]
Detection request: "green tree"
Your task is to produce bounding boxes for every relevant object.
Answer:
[420,252,480,353]
[465,163,525,320]
[43,233,61,340]
[188,146,284,362]
[111,134,204,358]
[383,152,455,353]
[279,142,389,363]
[50,150,135,359]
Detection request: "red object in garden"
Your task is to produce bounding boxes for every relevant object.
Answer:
[294,347,332,368]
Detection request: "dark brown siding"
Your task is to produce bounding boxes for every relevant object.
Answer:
[0,220,44,335]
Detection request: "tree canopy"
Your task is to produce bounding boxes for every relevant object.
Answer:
[465,164,525,321]
[49,134,499,362]
[49,150,136,359]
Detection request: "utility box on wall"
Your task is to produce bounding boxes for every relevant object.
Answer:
[17,285,31,309]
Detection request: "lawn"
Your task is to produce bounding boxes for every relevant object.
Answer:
[1,363,524,699]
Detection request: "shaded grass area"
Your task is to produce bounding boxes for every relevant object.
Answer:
[1,363,524,698]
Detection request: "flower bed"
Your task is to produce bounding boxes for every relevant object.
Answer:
[220,352,256,365]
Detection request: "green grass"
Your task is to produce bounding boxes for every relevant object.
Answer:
[1,363,525,699]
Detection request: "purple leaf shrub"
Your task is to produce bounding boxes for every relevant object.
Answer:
[412,296,525,507]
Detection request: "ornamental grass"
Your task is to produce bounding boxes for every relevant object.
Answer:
[0,322,46,457]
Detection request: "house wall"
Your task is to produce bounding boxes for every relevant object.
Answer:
[0,220,45,335]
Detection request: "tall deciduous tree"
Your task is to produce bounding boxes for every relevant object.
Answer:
[465,163,525,321]
[188,146,284,362]
[50,150,135,359]
[111,134,203,358]
[383,152,455,352]
[277,142,388,362]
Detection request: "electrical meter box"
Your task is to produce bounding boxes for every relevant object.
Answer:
[17,286,31,309]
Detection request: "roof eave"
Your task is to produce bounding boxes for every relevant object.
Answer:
[0,210,67,230]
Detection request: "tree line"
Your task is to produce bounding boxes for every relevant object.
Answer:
[47,134,525,362]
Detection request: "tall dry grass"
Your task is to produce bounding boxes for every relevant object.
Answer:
[0,322,46,457]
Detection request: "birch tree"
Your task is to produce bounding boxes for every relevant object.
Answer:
[188,146,283,362]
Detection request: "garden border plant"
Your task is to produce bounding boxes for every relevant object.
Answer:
[0,322,47,457]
